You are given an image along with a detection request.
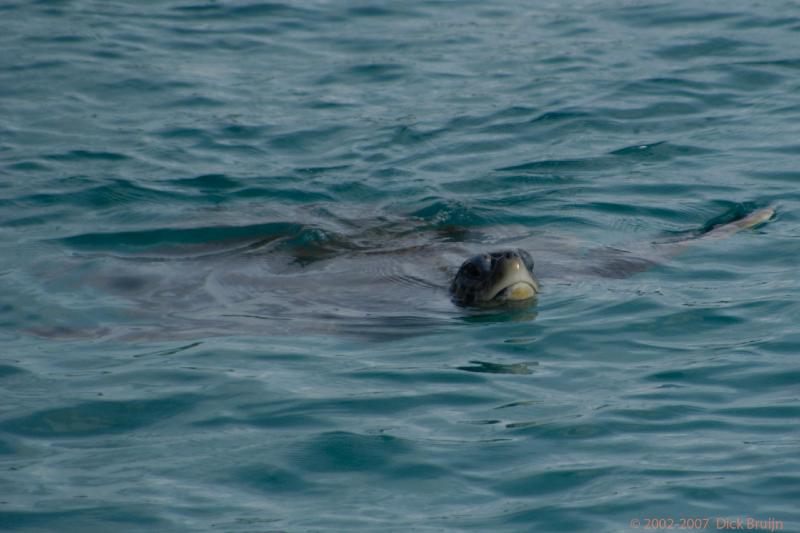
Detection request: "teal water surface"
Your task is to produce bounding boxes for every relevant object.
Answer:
[2,1,800,531]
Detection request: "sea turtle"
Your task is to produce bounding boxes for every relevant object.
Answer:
[29,204,774,340]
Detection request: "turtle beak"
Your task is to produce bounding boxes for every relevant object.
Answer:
[488,256,539,302]
[499,281,538,300]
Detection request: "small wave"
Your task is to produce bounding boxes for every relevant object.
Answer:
[0,396,194,438]
[166,95,226,108]
[410,198,493,228]
[345,63,407,82]
[317,63,409,85]
[57,221,303,252]
[172,2,313,20]
[167,173,240,190]
[16,178,185,209]
[5,161,50,172]
[269,125,349,152]
[496,157,612,173]
[609,141,715,160]
[654,37,759,61]
[610,5,740,28]
[44,150,130,162]
[457,360,536,374]
[494,141,711,178]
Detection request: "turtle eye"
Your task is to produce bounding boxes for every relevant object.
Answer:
[464,262,481,278]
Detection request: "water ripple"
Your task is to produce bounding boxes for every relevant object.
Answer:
[2,396,194,438]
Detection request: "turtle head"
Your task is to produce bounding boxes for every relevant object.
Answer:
[450,249,539,307]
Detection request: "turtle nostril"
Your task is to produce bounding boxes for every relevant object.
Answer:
[504,251,513,259]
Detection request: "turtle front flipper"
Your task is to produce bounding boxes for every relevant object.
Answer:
[702,205,775,240]
[583,204,776,280]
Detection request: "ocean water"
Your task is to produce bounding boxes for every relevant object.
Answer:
[2,0,800,531]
